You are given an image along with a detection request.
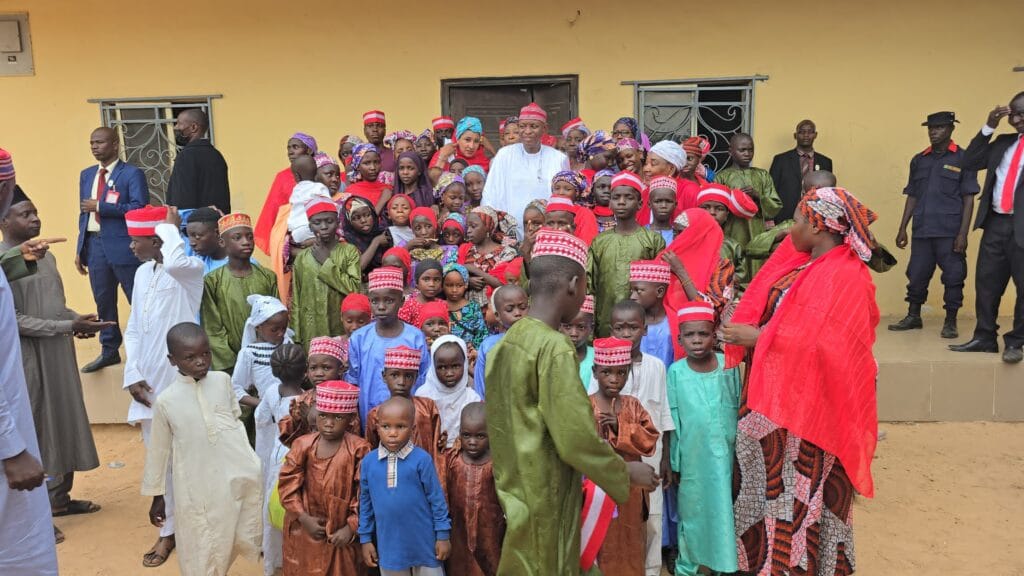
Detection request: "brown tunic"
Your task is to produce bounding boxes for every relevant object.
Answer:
[278,388,360,447]
[589,394,659,576]
[445,449,505,576]
[278,431,371,576]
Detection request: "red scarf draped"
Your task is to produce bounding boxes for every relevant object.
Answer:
[346,181,390,208]
[661,208,723,360]
[255,167,296,255]
[727,238,880,497]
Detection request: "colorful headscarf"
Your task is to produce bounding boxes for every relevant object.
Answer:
[443,262,469,284]
[578,130,616,162]
[462,165,487,181]
[799,187,878,262]
[614,117,639,139]
[384,130,417,149]
[615,138,642,152]
[350,143,379,171]
[313,151,338,169]
[551,170,587,198]
[291,132,318,154]
[442,213,466,233]
[339,134,363,149]
[594,169,616,182]
[682,136,712,159]
[433,172,465,200]
[470,205,497,234]
[499,116,519,135]
[456,117,483,139]
[417,129,434,143]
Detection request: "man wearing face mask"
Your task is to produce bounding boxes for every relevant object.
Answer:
[167,108,230,213]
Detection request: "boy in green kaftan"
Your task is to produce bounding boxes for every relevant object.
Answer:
[666,302,740,576]
[290,199,361,347]
[486,228,658,576]
[200,213,278,372]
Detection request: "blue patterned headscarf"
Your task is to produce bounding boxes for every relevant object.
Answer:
[456,117,483,139]
[443,262,469,284]
[350,143,379,171]
[462,165,487,181]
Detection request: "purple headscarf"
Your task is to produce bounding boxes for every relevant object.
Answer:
[291,132,318,154]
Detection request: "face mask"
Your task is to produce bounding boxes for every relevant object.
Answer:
[174,129,190,147]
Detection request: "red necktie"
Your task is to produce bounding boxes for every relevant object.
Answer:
[94,168,107,224]
[1001,135,1023,213]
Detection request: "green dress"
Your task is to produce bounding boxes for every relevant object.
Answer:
[485,316,630,575]
[200,264,278,371]
[720,236,747,289]
[715,166,782,249]
[666,354,740,576]
[290,243,361,347]
[586,228,666,337]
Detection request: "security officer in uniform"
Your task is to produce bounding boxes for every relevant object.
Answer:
[890,111,978,338]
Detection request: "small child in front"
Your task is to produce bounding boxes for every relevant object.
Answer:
[418,300,452,346]
[630,259,675,369]
[416,335,481,449]
[278,379,370,576]
[359,397,452,576]
[141,323,262,576]
[666,302,740,576]
[443,263,488,348]
[589,337,660,576]
[444,403,505,576]
[365,346,445,464]
[278,336,348,447]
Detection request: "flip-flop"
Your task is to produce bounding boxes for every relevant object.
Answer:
[53,526,65,545]
[52,500,101,517]
[142,539,175,568]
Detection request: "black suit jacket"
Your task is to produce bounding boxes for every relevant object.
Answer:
[167,138,230,212]
[769,149,833,222]
[963,130,1024,247]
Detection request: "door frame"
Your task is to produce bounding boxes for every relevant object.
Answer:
[440,75,579,117]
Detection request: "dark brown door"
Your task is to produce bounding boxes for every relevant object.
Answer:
[443,76,578,137]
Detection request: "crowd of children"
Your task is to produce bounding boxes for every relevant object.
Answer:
[116,102,889,576]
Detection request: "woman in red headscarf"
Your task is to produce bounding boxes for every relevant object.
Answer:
[659,208,736,360]
[720,187,880,576]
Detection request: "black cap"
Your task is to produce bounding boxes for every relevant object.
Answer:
[10,185,29,205]
[922,111,959,126]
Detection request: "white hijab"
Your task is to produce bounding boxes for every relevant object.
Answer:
[415,335,480,448]
[240,294,293,348]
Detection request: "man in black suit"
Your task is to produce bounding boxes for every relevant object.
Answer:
[167,108,230,213]
[770,120,834,221]
[949,92,1024,363]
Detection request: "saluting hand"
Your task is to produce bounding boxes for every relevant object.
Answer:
[987,105,1011,129]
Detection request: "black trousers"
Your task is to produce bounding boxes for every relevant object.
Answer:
[972,213,1024,348]
[905,236,966,311]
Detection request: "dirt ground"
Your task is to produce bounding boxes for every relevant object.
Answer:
[54,422,1023,576]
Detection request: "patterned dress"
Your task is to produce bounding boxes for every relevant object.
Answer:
[449,301,488,348]
[461,243,518,307]
[733,265,857,575]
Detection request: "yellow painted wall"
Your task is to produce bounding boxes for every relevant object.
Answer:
[1,0,1022,319]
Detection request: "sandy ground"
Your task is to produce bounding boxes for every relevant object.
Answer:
[53,422,1023,576]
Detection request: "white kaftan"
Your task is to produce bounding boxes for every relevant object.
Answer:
[231,342,280,402]
[142,371,262,576]
[0,265,58,575]
[481,143,568,234]
[253,384,296,576]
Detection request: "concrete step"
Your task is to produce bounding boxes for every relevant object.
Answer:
[876,316,1022,422]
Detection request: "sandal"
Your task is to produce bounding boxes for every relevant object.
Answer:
[53,526,65,545]
[142,536,175,568]
[52,500,101,517]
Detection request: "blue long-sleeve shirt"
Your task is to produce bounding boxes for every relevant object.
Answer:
[346,321,431,428]
[641,315,675,370]
[473,332,504,399]
[358,444,451,571]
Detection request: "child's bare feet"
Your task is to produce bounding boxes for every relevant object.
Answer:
[142,535,175,568]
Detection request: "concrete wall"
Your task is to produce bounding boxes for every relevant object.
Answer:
[1,0,1022,316]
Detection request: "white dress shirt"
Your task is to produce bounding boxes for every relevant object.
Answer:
[981,125,1022,214]
[87,159,119,232]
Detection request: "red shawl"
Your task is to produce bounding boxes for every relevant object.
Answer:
[728,238,879,497]
[346,181,390,208]
[572,205,599,246]
[661,208,724,360]
[255,167,296,255]
[637,177,699,225]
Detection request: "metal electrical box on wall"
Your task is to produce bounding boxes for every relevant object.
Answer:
[0,13,34,76]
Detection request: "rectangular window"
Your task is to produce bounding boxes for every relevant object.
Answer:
[88,95,221,204]
[624,76,767,173]
[441,75,578,138]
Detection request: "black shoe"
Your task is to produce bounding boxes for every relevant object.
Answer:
[81,352,121,373]
[940,319,958,339]
[888,315,923,331]
[1003,347,1023,364]
[948,339,998,353]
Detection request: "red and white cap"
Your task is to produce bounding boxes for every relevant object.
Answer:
[531,228,588,268]
[308,336,346,362]
[316,380,359,414]
[696,184,758,219]
[384,345,422,370]
[648,176,678,193]
[305,198,337,219]
[125,206,168,237]
[629,259,671,285]
[368,266,405,292]
[432,116,455,130]
[519,103,547,123]
[676,301,716,324]
[580,294,595,315]
[593,337,633,366]
[610,171,644,193]
[545,196,575,213]
[561,117,586,137]
[363,110,386,125]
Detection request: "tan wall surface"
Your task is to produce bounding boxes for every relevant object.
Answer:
[1,0,1022,316]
